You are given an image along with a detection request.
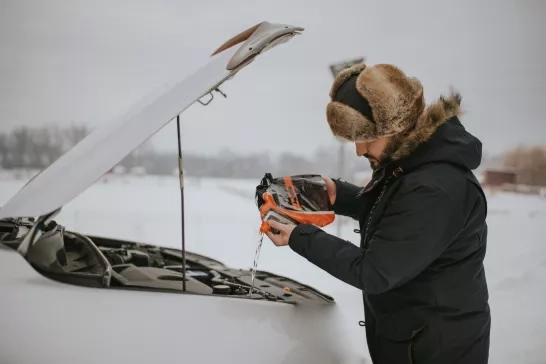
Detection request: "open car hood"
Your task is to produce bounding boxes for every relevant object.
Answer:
[0,21,303,219]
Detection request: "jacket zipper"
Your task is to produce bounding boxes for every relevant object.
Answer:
[362,167,403,249]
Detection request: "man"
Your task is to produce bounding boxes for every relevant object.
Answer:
[265,63,490,363]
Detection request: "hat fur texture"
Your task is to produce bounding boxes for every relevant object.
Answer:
[326,63,462,161]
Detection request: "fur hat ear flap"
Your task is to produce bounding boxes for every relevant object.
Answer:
[326,101,376,142]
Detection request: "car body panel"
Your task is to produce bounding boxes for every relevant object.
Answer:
[0,244,364,364]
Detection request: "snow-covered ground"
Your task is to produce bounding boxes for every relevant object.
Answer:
[1,175,545,363]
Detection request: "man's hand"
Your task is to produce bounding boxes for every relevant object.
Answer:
[264,220,297,247]
[322,177,337,205]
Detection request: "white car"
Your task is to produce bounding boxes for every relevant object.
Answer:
[0,21,366,364]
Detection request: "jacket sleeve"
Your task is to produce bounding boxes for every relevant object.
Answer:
[331,178,363,220]
[288,183,461,295]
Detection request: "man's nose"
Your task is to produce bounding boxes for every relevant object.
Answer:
[355,143,368,156]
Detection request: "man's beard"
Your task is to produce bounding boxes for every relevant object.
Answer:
[365,156,381,170]
[364,133,405,170]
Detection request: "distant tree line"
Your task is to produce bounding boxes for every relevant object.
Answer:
[0,124,368,180]
[0,124,89,169]
[6,124,542,185]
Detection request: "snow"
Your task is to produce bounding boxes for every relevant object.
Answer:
[1,175,545,363]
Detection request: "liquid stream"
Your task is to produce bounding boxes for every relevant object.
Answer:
[249,233,264,297]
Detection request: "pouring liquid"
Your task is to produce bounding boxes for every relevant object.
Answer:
[249,233,264,297]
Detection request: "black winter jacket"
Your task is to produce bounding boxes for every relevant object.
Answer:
[288,95,491,364]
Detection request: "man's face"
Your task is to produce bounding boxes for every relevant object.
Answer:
[355,136,392,169]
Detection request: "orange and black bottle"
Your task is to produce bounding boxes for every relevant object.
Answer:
[255,173,335,234]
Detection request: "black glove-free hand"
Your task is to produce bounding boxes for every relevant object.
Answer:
[265,220,296,247]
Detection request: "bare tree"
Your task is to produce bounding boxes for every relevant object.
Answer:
[504,146,546,186]
[0,133,7,167]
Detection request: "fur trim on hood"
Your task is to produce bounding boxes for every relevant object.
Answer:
[390,91,462,161]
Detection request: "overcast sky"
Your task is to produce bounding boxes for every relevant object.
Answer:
[1,0,545,159]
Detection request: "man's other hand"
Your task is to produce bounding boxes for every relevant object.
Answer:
[265,220,296,247]
[322,177,337,205]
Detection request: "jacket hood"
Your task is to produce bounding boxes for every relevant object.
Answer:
[391,91,483,172]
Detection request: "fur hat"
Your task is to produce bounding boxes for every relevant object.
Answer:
[326,63,425,142]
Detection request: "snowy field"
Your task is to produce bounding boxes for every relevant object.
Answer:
[1,175,545,363]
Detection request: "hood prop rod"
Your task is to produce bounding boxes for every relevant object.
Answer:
[176,114,187,292]
[176,87,226,291]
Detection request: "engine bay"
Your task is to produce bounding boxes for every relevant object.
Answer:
[0,217,334,305]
